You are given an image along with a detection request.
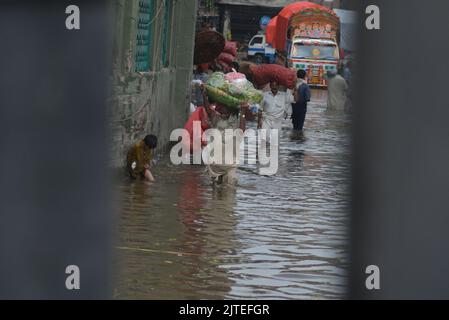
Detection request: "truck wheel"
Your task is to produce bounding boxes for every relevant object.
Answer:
[254,54,264,65]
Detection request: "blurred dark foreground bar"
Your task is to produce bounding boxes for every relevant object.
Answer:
[351,0,449,299]
[0,1,112,299]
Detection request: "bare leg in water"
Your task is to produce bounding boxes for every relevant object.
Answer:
[144,165,155,182]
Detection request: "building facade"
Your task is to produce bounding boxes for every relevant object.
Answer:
[109,0,197,168]
[197,0,220,30]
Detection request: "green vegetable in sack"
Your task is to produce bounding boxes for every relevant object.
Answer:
[206,72,227,90]
[245,88,263,104]
[235,80,263,104]
[227,83,246,100]
[205,85,241,109]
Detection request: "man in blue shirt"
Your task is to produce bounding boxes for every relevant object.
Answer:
[291,69,311,138]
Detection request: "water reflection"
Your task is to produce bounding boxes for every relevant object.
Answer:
[114,90,351,299]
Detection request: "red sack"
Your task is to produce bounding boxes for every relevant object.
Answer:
[217,60,232,73]
[218,52,235,65]
[249,64,297,89]
[183,107,210,153]
[198,63,210,72]
[223,41,237,56]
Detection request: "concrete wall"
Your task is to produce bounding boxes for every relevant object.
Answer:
[109,0,197,168]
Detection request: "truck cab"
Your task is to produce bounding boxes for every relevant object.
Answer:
[248,34,276,64]
[288,37,340,87]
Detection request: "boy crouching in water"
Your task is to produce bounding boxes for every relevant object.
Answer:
[126,134,157,182]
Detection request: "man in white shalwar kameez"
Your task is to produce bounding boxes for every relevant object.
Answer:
[256,81,293,176]
[325,70,348,112]
[258,81,295,143]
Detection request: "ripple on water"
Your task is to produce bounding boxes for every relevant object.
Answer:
[114,91,351,299]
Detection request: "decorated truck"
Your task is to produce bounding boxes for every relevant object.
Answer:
[266,2,341,87]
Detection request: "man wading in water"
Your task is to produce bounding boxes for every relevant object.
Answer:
[291,69,311,139]
[258,81,295,143]
[200,85,249,185]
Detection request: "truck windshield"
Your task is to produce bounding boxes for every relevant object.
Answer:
[292,43,339,60]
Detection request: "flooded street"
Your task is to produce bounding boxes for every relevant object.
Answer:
[114,90,351,299]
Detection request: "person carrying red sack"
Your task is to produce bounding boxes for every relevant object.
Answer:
[184,84,237,154]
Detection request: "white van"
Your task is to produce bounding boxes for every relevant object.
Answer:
[247,34,276,64]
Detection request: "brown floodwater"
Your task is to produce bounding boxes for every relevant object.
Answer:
[113,90,351,299]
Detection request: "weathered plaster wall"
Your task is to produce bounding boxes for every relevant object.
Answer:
[109,0,197,168]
